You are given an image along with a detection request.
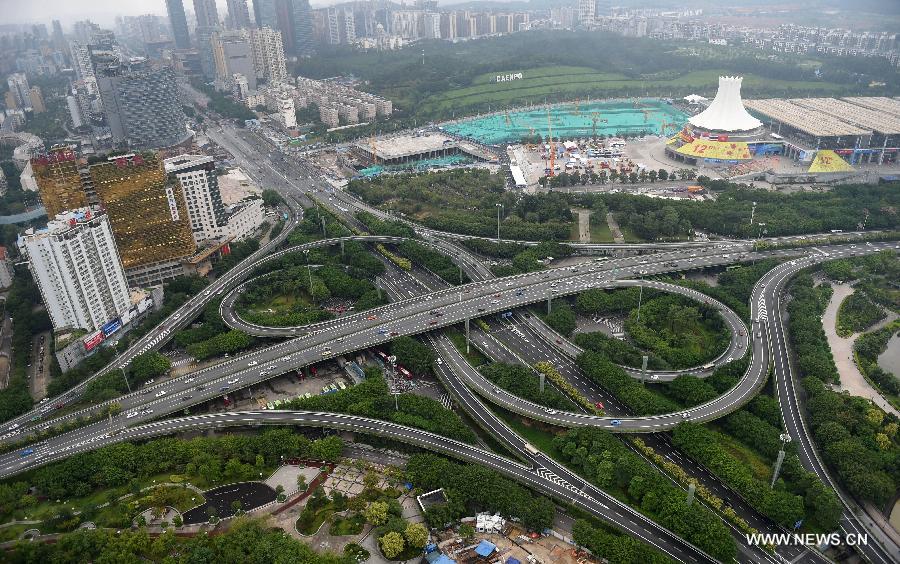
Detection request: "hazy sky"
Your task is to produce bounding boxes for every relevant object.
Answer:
[0,0,361,27]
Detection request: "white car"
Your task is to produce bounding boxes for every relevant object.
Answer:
[227,378,239,385]
[248,360,258,366]
[155,390,167,398]
[126,411,138,419]
[184,377,195,383]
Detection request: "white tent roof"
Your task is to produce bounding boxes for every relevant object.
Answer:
[688,76,762,132]
[683,94,707,103]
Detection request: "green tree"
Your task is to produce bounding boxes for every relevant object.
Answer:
[365,501,388,526]
[261,189,285,207]
[458,523,475,540]
[380,531,405,559]
[404,522,428,548]
[129,351,171,385]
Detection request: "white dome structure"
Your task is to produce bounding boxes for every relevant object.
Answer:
[688,76,762,132]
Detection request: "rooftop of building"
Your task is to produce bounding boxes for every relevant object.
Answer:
[744,98,871,138]
[164,153,214,173]
[357,132,456,160]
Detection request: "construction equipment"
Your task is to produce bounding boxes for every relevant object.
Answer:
[368,136,378,164]
[546,109,556,177]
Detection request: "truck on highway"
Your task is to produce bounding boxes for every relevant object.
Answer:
[524,443,540,456]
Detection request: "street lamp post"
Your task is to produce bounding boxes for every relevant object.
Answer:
[303,249,312,291]
[495,203,503,243]
[120,367,131,394]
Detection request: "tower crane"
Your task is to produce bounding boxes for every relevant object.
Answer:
[590,111,608,138]
[547,109,556,177]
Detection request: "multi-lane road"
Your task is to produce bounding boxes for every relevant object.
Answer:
[3,122,898,563]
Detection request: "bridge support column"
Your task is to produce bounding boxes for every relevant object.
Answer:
[321,217,327,238]
[547,297,552,315]
[641,355,648,386]
[465,318,470,354]
[687,483,696,506]
[771,449,786,488]
[459,265,463,285]
[539,372,545,394]
[340,239,345,256]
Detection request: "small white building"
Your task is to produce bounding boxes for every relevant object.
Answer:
[475,512,505,534]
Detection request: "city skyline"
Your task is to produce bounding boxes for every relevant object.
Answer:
[0,0,494,27]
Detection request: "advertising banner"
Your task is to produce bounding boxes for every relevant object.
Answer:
[102,318,122,337]
[83,331,104,352]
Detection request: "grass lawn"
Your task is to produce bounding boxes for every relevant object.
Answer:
[329,512,365,536]
[447,328,489,368]
[590,219,615,243]
[709,426,772,482]
[618,225,646,243]
[421,67,847,114]
[297,505,336,536]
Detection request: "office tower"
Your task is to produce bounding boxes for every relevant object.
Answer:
[29,87,45,113]
[193,0,219,28]
[250,27,287,83]
[423,13,441,39]
[90,153,195,285]
[73,20,101,43]
[31,147,87,218]
[212,30,257,91]
[253,0,279,29]
[6,73,30,108]
[164,154,228,244]
[165,0,191,49]
[96,58,188,149]
[18,207,131,333]
[51,20,66,51]
[227,0,253,30]
[289,0,315,56]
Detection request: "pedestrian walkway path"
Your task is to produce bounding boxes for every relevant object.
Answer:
[822,283,899,417]
[606,212,624,243]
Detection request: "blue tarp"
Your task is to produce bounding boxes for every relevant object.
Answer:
[433,556,456,564]
[506,558,521,564]
[475,540,496,557]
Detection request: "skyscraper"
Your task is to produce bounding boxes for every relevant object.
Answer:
[211,30,257,91]
[164,154,228,244]
[253,0,279,30]
[31,146,88,218]
[193,0,219,28]
[165,0,191,49]
[290,0,315,56]
[6,73,30,108]
[226,0,254,30]
[250,27,287,83]
[89,153,195,285]
[18,207,131,333]
[96,58,188,149]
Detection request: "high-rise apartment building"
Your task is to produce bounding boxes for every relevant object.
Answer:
[18,207,131,333]
[96,58,188,149]
[164,154,228,244]
[6,73,30,108]
[193,0,219,28]
[212,30,257,91]
[89,153,195,285]
[326,8,356,45]
[250,27,288,83]
[289,0,315,56]
[226,0,254,30]
[165,0,192,49]
[31,146,87,218]
[29,87,45,113]
[578,0,596,27]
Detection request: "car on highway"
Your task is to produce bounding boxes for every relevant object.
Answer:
[7,424,20,432]
[220,385,230,391]
[184,377,195,383]
[20,449,33,457]
[227,378,239,385]
[248,360,258,366]
[389,331,399,336]
[155,390,167,398]
[429,320,437,325]
[595,401,604,409]
[126,411,138,419]
[366,315,377,320]
[181,395,193,401]
[196,384,206,391]
[477,307,486,312]
[610,420,621,426]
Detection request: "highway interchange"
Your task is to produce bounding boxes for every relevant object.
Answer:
[1,122,897,563]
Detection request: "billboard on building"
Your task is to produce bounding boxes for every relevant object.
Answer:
[83,330,105,352]
[102,318,122,337]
